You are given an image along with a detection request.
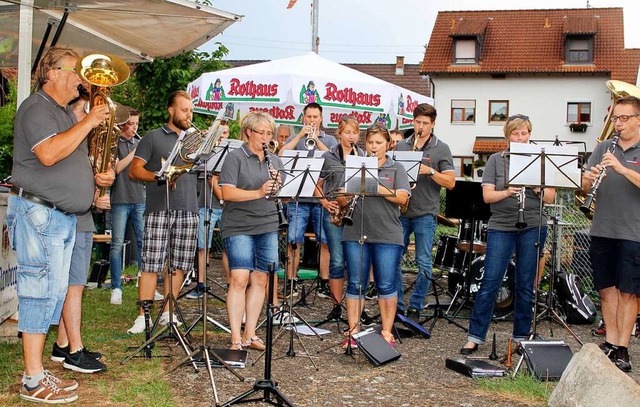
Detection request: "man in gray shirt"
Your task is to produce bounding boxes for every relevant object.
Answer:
[127,90,198,334]
[394,103,455,320]
[278,103,337,297]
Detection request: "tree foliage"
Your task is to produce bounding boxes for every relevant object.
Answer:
[111,43,230,135]
[0,79,17,180]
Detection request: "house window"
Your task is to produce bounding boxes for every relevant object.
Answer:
[452,156,475,177]
[488,100,509,123]
[567,102,591,123]
[565,36,593,64]
[454,39,477,64]
[451,99,476,123]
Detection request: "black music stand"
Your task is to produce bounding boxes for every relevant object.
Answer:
[446,181,490,326]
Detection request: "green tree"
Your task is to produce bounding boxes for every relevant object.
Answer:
[111,44,230,134]
[0,78,17,180]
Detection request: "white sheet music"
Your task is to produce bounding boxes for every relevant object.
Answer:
[278,158,324,198]
[344,155,378,194]
[509,143,581,189]
[392,151,423,184]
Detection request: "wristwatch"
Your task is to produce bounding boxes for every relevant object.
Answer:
[428,168,436,176]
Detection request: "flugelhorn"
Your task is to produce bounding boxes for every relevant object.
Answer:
[78,53,130,198]
[515,187,527,229]
[262,144,288,230]
[580,132,620,214]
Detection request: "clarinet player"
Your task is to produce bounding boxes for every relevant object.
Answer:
[219,111,285,351]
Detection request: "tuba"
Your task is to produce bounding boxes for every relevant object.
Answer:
[78,53,130,197]
[597,80,640,142]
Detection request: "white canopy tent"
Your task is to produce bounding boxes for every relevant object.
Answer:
[187,53,433,130]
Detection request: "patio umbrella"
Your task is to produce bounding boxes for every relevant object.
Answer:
[187,53,433,130]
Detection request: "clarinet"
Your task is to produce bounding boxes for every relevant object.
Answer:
[262,144,289,230]
[515,187,527,229]
[580,132,620,214]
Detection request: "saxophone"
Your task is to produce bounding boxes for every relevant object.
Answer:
[329,143,357,226]
[399,130,422,214]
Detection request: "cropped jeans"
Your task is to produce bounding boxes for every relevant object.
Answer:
[344,241,401,299]
[322,209,345,279]
[468,226,547,344]
[109,203,145,289]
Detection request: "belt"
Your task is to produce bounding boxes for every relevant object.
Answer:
[10,185,70,215]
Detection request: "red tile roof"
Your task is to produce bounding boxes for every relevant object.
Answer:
[473,137,508,154]
[421,8,640,84]
[450,18,488,37]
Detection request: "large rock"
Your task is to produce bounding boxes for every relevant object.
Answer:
[549,343,640,407]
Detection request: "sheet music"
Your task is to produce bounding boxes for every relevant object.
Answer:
[509,143,581,189]
[345,155,378,194]
[392,151,423,184]
[281,150,309,171]
[278,157,324,198]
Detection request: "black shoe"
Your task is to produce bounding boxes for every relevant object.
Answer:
[360,310,376,327]
[613,348,632,372]
[326,305,342,321]
[52,343,102,363]
[407,308,421,322]
[599,342,615,360]
[317,284,331,299]
[63,348,107,374]
[459,343,479,356]
[364,283,378,300]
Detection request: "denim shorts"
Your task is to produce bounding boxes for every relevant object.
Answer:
[197,206,222,249]
[69,231,93,286]
[590,236,640,294]
[224,232,278,273]
[287,202,327,244]
[6,195,77,334]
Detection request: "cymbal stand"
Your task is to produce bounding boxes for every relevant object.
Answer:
[222,263,294,407]
[420,274,467,333]
[448,210,478,326]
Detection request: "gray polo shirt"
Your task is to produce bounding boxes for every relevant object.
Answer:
[342,157,410,245]
[12,89,94,213]
[111,136,146,205]
[394,133,454,218]
[134,126,198,214]
[197,177,222,209]
[320,144,365,197]
[285,130,338,204]
[482,151,547,231]
[587,138,640,242]
[76,210,96,233]
[219,144,285,238]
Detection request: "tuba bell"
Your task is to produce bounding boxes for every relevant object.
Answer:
[77,53,130,197]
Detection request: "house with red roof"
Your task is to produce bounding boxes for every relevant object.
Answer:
[421,7,640,176]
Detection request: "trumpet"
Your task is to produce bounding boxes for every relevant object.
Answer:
[304,125,317,150]
[580,132,620,214]
[262,143,288,230]
[266,139,279,154]
[515,187,527,229]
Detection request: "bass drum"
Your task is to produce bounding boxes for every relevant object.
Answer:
[448,256,514,312]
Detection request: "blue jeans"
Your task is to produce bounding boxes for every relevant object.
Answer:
[468,226,547,344]
[109,203,145,289]
[323,209,345,279]
[344,241,402,299]
[198,206,222,249]
[224,232,279,273]
[6,195,76,334]
[287,202,327,244]
[396,214,436,312]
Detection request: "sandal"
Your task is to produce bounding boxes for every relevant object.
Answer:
[229,342,243,351]
[242,336,266,351]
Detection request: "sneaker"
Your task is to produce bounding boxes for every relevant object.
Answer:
[599,342,615,360]
[43,370,78,391]
[317,283,331,299]
[360,310,376,327]
[278,280,298,299]
[52,343,102,363]
[127,315,146,334]
[159,311,182,327]
[273,311,299,325]
[63,349,107,373]
[20,374,78,404]
[154,290,164,301]
[613,347,632,372]
[365,283,378,300]
[342,338,358,349]
[326,304,342,321]
[592,320,606,337]
[110,288,122,305]
[185,289,204,300]
[407,308,421,322]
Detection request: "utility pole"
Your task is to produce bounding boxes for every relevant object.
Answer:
[311,0,319,53]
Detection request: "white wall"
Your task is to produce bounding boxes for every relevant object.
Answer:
[431,76,612,156]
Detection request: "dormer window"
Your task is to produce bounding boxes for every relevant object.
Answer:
[454,39,478,64]
[449,18,488,66]
[565,35,594,64]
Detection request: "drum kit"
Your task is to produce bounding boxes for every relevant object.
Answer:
[434,219,515,313]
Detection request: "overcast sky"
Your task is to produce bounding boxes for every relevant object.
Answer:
[205,0,640,64]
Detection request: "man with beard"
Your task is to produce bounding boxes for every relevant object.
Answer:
[127,90,198,334]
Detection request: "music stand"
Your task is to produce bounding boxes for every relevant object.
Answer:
[392,150,423,187]
[507,143,583,346]
[446,181,490,327]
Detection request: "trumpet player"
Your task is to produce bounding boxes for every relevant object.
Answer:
[394,103,455,321]
[460,114,555,356]
[127,91,199,334]
[279,103,337,298]
[583,96,640,372]
[316,116,364,321]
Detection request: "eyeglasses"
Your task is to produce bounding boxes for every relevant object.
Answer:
[251,129,274,137]
[508,114,529,122]
[610,114,639,123]
[54,66,78,74]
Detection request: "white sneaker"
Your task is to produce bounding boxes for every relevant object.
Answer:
[110,288,122,305]
[154,291,164,301]
[159,311,182,327]
[127,315,146,334]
